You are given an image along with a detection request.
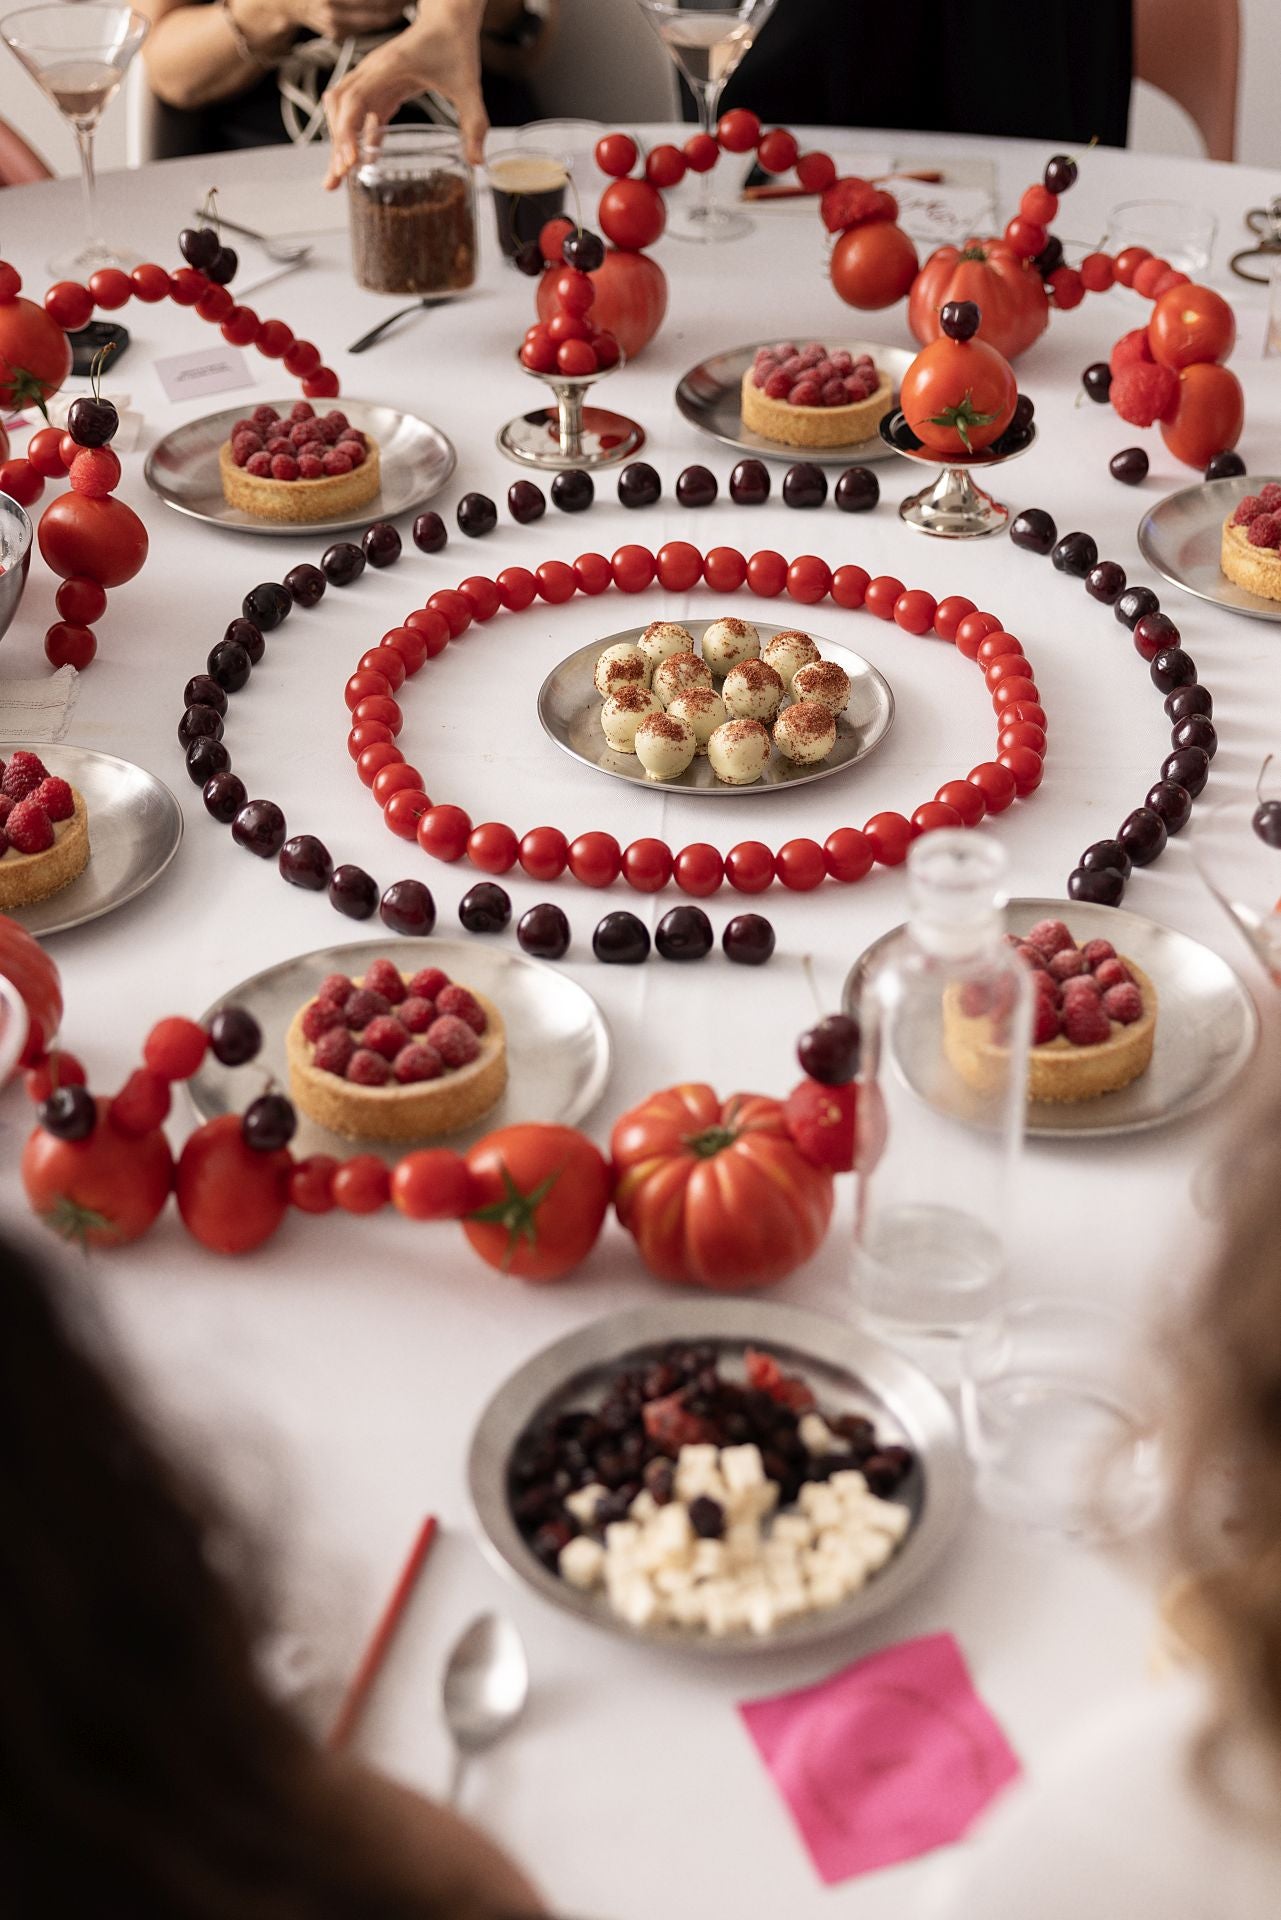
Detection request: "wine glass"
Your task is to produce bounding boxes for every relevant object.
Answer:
[632,0,778,243]
[1191,780,1281,983]
[0,4,149,278]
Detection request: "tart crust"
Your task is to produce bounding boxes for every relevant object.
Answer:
[740,367,893,449]
[286,978,507,1141]
[0,787,89,908]
[1220,518,1281,601]
[219,435,381,525]
[942,960,1158,1104]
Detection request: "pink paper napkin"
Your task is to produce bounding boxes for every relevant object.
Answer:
[739,1632,1020,1884]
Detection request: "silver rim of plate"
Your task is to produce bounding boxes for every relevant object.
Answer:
[675,340,916,466]
[468,1297,968,1655]
[538,619,894,797]
[0,741,182,937]
[144,399,457,537]
[1137,474,1281,622]
[188,937,611,1160]
[843,896,1259,1140]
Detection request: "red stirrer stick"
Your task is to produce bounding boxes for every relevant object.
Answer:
[328,1514,439,1751]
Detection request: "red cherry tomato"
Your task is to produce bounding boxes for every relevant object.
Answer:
[284,338,322,376]
[196,285,234,324]
[622,838,673,891]
[911,801,963,835]
[536,560,576,603]
[384,788,430,839]
[645,143,686,188]
[520,826,568,880]
[985,654,1033,691]
[683,132,719,171]
[1003,216,1046,260]
[255,317,293,358]
[796,151,837,192]
[345,669,390,710]
[221,306,258,346]
[37,493,148,587]
[289,1155,338,1213]
[26,425,67,478]
[391,1148,476,1222]
[823,828,874,882]
[595,131,638,177]
[611,544,655,592]
[864,812,913,865]
[830,220,918,309]
[356,741,402,787]
[674,843,724,896]
[0,459,42,507]
[547,310,592,345]
[894,589,936,634]
[656,540,701,590]
[332,1156,391,1214]
[55,576,107,624]
[168,268,206,306]
[775,839,826,890]
[992,676,1039,712]
[557,338,598,376]
[746,549,786,596]
[539,216,574,263]
[832,564,870,609]
[464,1125,611,1282]
[351,694,402,732]
[301,367,340,400]
[497,566,537,611]
[573,552,612,595]
[717,108,761,152]
[44,280,94,330]
[954,610,1002,660]
[998,745,1044,794]
[968,761,1018,813]
[864,574,905,620]
[1006,701,1047,730]
[999,721,1046,754]
[933,593,976,640]
[371,763,423,806]
[568,831,621,887]
[934,779,986,826]
[359,645,407,688]
[703,545,746,592]
[1132,256,1170,299]
[467,821,518,873]
[977,630,1023,665]
[383,626,429,675]
[347,721,394,758]
[725,840,775,893]
[1112,246,1150,288]
[786,554,831,603]
[598,179,666,251]
[757,127,799,173]
[44,622,96,669]
[520,330,558,374]
[427,588,472,636]
[131,262,171,302]
[417,804,471,862]
[554,268,595,313]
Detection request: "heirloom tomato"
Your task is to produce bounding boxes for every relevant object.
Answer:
[463,1125,612,1282]
[22,1099,173,1248]
[610,1084,834,1290]
[899,334,1017,454]
[908,239,1049,359]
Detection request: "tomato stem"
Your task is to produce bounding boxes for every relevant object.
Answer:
[466,1162,559,1269]
[680,1124,739,1160]
[916,388,999,454]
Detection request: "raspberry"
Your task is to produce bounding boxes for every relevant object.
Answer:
[1247,513,1281,550]
[317,972,354,1007]
[143,1015,208,1081]
[343,987,391,1029]
[290,400,315,421]
[1062,996,1112,1046]
[959,981,992,1017]
[764,370,792,400]
[301,997,345,1042]
[399,994,435,1033]
[246,452,272,477]
[774,341,797,361]
[0,827,10,855]
[812,358,836,383]
[1048,947,1087,981]
[845,373,875,401]
[790,379,821,408]
[232,442,253,467]
[322,449,353,476]
[1232,495,1262,525]
[1014,942,1049,972]
[298,454,325,479]
[110,1067,171,1136]
[270,454,299,481]
[265,436,291,457]
[251,404,280,427]
[778,354,805,380]
[4,800,52,853]
[362,1014,410,1061]
[230,419,253,437]
[392,1042,444,1083]
[821,378,848,406]
[1025,919,1073,958]
[325,409,349,430]
[1111,362,1178,428]
[1062,972,1102,997]
[318,416,343,444]
[345,1046,390,1085]
[362,957,406,1003]
[1032,998,1062,1045]
[799,341,825,362]
[31,776,73,821]
[0,795,9,825]
[338,435,366,467]
[1081,939,1116,969]
[425,1014,480,1068]
[312,1027,356,1076]
[290,418,323,445]
[1032,969,1060,1002]
[1102,982,1144,1024]
[1109,327,1154,376]
[1093,957,1132,991]
[435,984,485,1033]
[2,751,47,801]
[1259,484,1281,510]
[408,966,449,1001]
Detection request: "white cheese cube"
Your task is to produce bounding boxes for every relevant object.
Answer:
[807,1570,845,1610]
[863,1497,912,1543]
[654,1563,695,1597]
[670,1585,709,1627]
[604,1520,640,1560]
[653,1502,693,1557]
[763,1536,802,1577]
[798,1483,842,1530]
[771,1577,808,1619]
[769,1511,813,1548]
[742,1584,778,1636]
[629,1489,659,1525]
[613,1574,659,1628]
[564,1483,608,1528]
[725,1520,762,1570]
[799,1413,838,1457]
[721,1443,765,1491]
[692,1538,726,1579]
[829,1469,870,1504]
[674,1444,718,1496]
[857,1529,896,1574]
[702,1581,738,1636]
[558,1535,605,1590]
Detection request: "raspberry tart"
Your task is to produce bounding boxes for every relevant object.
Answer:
[219,403,381,526]
[0,752,90,909]
[943,919,1157,1104]
[740,342,893,449]
[1221,485,1281,601]
[285,959,506,1141]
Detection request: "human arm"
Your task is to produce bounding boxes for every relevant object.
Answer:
[335,1761,547,1916]
[323,0,487,184]
[137,0,413,113]
[1134,0,1239,162]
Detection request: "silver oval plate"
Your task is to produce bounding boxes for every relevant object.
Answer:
[1138,474,1281,622]
[675,339,916,466]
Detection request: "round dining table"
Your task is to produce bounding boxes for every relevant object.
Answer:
[2,123,1279,1918]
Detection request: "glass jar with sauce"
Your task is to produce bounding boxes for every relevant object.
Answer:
[348,124,478,296]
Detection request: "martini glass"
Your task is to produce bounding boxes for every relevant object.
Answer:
[1,4,148,277]
[1191,786,1281,983]
[632,0,777,242]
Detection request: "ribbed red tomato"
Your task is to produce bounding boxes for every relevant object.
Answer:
[908,239,1049,359]
[611,1084,834,1290]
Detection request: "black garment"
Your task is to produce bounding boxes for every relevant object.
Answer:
[717,0,1133,149]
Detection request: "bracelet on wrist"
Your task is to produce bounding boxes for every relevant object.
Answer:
[221,0,283,71]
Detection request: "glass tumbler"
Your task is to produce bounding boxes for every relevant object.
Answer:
[1104,198,1217,278]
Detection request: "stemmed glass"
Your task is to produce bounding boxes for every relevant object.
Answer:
[632,0,777,242]
[0,5,149,278]
[1191,781,1281,982]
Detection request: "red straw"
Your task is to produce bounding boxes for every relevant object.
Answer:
[328,1514,439,1751]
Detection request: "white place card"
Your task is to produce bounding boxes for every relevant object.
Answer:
[154,346,252,404]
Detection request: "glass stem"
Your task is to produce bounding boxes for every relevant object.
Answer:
[697,80,721,225]
[74,124,98,248]
[554,379,585,458]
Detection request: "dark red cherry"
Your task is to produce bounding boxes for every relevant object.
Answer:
[676,464,717,508]
[1150,647,1197,693]
[457,490,499,535]
[940,299,979,341]
[1162,746,1210,796]
[380,879,436,936]
[1253,799,1281,848]
[834,466,879,512]
[208,1005,262,1066]
[412,511,447,553]
[729,459,770,506]
[39,1084,97,1141]
[1051,531,1097,576]
[459,883,512,933]
[1085,561,1126,604]
[242,582,290,630]
[782,463,826,509]
[618,462,661,507]
[508,479,546,523]
[1118,806,1167,867]
[551,470,593,513]
[1171,715,1217,759]
[321,540,366,584]
[1115,586,1160,628]
[1082,362,1112,403]
[592,911,650,964]
[1145,780,1192,834]
[231,799,286,858]
[362,521,402,567]
[655,905,713,961]
[242,1093,296,1152]
[797,1014,860,1085]
[203,771,246,823]
[328,864,379,919]
[1165,685,1212,723]
[1205,450,1246,481]
[185,736,230,786]
[1133,611,1180,661]
[722,913,775,965]
[1067,864,1125,906]
[1081,838,1132,879]
[518,902,570,959]
[1109,447,1149,485]
[285,562,326,607]
[1044,154,1077,193]
[278,834,332,890]
[1010,507,1056,553]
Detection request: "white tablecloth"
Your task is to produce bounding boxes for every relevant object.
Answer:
[2,128,1279,1919]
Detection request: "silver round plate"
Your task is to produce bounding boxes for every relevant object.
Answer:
[0,741,182,937]
[468,1297,967,1655]
[189,936,611,1160]
[843,896,1258,1140]
[144,398,457,537]
[675,339,915,466]
[537,619,894,797]
[1138,474,1281,621]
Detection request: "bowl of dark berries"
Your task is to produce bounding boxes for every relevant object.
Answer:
[0,491,33,644]
[468,1297,967,1653]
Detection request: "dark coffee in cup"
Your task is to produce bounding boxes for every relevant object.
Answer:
[489,152,569,259]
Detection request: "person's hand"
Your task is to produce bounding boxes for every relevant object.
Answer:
[323,0,487,186]
[290,0,412,39]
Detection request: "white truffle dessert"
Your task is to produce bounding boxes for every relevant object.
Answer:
[761,628,821,689]
[700,615,760,677]
[635,709,697,781]
[708,718,771,786]
[722,657,785,723]
[773,698,837,765]
[638,620,695,671]
[601,683,663,753]
[652,650,713,708]
[791,659,852,715]
[593,642,650,700]
[667,686,727,753]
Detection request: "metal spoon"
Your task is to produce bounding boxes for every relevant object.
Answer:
[347,296,448,355]
[440,1612,529,1804]
[195,210,314,267]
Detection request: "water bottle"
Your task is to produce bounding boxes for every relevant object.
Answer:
[849,831,1031,1383]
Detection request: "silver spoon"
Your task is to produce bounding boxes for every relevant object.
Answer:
[195,210,314,267]
[347,296,449,355]
[440,1612,529,1804]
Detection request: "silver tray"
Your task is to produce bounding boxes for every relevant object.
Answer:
[675,339,915,466]
[144,398,457,537]
[843,896,1258,1140]
[468,1297,967,1655]
[189,935,611,1159]
[0,741,182,936]
[1138,474,1281,622]
[538,619,894,797]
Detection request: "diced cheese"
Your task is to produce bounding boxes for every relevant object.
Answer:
[564,1483,608,1528]
[799,1412,838,1456]
[559,1535,605,1590]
